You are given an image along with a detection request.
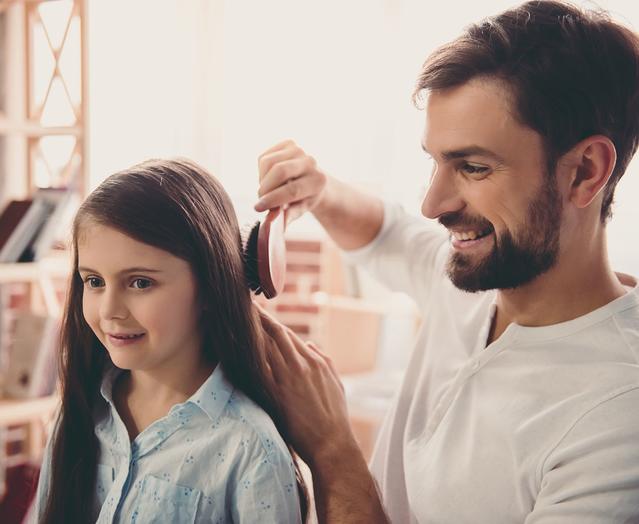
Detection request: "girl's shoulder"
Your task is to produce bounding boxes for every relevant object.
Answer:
[192,365,293,466]
[221,387,292,462]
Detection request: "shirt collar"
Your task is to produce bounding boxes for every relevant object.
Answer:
[99,365,121,406]
[184,364,234,423]
[98,363,235,425]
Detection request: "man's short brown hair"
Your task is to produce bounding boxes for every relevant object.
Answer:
[415,0,639,221]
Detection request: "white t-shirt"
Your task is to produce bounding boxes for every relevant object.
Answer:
[344,202,639,524]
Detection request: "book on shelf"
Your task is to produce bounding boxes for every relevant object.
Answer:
[26,186,77,261]
[0,185,76,264]
[2,312,59,399]
[0,197,50,263]
[0,201,33,259]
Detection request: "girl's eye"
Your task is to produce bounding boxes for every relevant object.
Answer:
[85,276,104,288]
[131,278,153,290]
[460,163,490,177]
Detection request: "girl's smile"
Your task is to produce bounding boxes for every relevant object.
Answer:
[107,332,146,347]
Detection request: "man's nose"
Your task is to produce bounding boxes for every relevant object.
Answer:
[421,166,465,219]
[99,289,129,320]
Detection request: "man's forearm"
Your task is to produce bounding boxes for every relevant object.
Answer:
[312,177,384,251]
[310,442,389,524]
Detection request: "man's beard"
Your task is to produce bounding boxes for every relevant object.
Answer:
[442,176,562,292]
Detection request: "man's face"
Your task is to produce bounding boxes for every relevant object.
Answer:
[421,77,562,292]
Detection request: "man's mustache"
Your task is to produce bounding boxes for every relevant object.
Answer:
[438,212,494,232]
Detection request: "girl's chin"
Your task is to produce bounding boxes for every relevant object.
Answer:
[104,346,147,371]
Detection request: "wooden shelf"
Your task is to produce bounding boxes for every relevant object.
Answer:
[0,0,87,500]
[0,252,69,428]
[0,395,58,426]
[0,119,82,137]
[0,253,71,283]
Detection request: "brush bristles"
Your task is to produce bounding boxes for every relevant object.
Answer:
[240,221,263,295]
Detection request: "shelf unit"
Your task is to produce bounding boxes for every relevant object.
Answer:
[0,256,68,502]
[0,0,89,199]
[0,395,58,469]
[0,255,70,283]
[0,0,87,506]
[0,395,58,427]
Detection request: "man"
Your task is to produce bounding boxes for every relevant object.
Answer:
[255,1,639,522]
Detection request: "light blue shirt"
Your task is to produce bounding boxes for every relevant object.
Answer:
[35,364,302,523]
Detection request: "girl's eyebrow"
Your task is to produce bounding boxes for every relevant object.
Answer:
[77,266,163,274]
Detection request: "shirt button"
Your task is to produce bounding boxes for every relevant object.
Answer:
[472,360,481,371]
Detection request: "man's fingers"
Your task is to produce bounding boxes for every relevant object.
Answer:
[258,144,307,183]
[305,340,343,386]
[257,145,298,183]
[263,332,288,383]
[305,341,321,353]
[256,305,341,389]
[261,349,277,386]
[282,327,337,381]
[253,299,273,318]
[285,327,318,360]
[255,173,324,212]
[256,305,283,335]
[258,156,317,198]
[258,310,306,371]
[258,139,296,160]
[285,198,313,222]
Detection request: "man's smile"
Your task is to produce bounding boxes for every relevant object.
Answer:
[450,229,495,250]
[450,226,493,241]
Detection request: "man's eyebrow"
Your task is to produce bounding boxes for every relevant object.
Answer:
[421,143,504,163]
[77,266,163,274]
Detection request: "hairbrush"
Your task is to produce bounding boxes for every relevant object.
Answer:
[242,207,287,299]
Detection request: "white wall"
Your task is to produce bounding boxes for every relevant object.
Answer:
[87,0,219,183]
[88,0,639,274]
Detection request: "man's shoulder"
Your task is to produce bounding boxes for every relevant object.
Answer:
[610,287,639,361]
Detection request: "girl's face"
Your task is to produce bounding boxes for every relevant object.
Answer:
[77,223,205,375]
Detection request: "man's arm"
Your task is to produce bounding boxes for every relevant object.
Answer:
[309,444,389,524]
[258,308,389,524]
[255,139,384,251]
[525,388,639,523]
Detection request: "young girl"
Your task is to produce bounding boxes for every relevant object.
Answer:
[34,159,307,523]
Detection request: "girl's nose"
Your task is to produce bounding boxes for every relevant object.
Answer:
[99,289,129,320]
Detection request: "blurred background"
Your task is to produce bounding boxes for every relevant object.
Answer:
[0,0,637,521]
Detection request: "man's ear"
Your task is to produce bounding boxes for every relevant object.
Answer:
[566,135,617,209]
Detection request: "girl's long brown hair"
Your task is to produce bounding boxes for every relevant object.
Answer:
[40,159,308,523]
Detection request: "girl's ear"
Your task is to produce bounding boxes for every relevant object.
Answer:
[566,135,617,209]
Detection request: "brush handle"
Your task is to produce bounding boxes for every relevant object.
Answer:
[257,207,287,298]
[279,205,292,229]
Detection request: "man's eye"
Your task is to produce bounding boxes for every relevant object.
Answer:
[460,163,490,176]
[131,278,153,290]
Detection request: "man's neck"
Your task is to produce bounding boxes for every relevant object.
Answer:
[488,234,628,345]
